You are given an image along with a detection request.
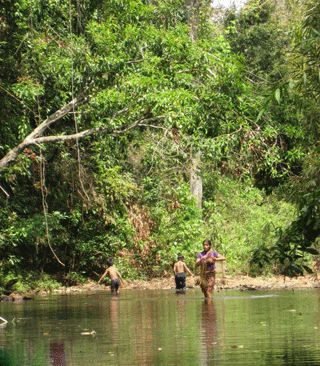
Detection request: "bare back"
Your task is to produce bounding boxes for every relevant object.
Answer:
[174,260,193,276]
[174,261,186,274]
[106,266,120,280]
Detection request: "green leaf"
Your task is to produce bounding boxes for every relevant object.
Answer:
[288,79,294,90]
[303,247,319,255]
[274,88,281,103]
[256,108,265,122]
[302,72,307,85]
[302,265,313,274]
[290,263,304,275]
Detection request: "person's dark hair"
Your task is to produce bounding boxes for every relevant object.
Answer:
[178,254,184,260]
[203,239,212,247]
[107,258,114,267]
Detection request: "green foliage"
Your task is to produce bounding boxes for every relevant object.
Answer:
[249,149,320,276]
[150,182,204,272]
[63,271,87,286]
[202,176,296,274]
[116,255,141,280]
[0,271,61,293]
[291,0,320,100]
[223,0,289,82]
[262,0,320,275]
[221,0,315,193]
[272,149,320,275]
[1,0,319,285]
[250,225,318,277]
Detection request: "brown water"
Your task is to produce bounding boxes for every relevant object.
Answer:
[0,288,320,365]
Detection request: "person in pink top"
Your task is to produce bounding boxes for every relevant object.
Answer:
[195,239,225,298]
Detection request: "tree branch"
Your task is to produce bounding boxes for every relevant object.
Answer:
[0,85,92,173]
[31,116,166,144]
[0,90,166,173]
[0,185,10,198]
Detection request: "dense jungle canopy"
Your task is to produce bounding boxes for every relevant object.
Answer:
[0,0,319,290]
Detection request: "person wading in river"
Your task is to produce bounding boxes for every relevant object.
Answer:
[173,254,194,291]
[195,240,225,298]
[98,258,124,294]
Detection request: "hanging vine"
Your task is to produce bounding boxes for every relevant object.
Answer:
[30,0,65,267]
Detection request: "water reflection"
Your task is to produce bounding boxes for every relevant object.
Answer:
[135,299,155,365]
[176,292,187,326]
[0,290,320,365]
[110,296,119,341]
[263,345,320,365]
[201,299,218,364]
[49,341,66,366]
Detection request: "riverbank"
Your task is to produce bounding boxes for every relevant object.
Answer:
[3,273,320,301]
[48,273,320,296]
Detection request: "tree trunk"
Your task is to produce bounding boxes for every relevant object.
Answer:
[186,0,199,43]
[186,0,203,208]
[190,150,203,209]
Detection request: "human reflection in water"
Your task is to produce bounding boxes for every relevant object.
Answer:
[49,341,66,366]
[176,296,187,326]
[110,295,119,339]
[201,299,218,362]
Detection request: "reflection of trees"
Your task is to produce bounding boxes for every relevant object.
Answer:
[99,294,155,365]
[264,346,320,365]
[130,299,155,365]
[49,341,66,366]
[201,299,218,363]
[0,349,14,366]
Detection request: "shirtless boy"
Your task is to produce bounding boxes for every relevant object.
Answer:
[98,258,124,293]
[173,254,194,291]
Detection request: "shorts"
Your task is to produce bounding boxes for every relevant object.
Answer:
[110,278,120,292]
[175,273,186,290]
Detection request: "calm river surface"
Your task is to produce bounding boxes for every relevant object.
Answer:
[0,288,320,365]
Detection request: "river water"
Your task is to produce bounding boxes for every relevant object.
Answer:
[0,288,320,365]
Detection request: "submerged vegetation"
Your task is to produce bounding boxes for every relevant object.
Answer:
[0,0,319,292]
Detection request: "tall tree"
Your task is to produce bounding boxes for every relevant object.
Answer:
[0,0,253,274]
[280,0,320,249]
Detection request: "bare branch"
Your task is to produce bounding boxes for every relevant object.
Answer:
[0,84,91,173]
[0,110,166,173]
[178,69,191,74]
[25,86,91,142]
[207,68,217,78]
[32,116,166,144]
[0,185,10,198]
